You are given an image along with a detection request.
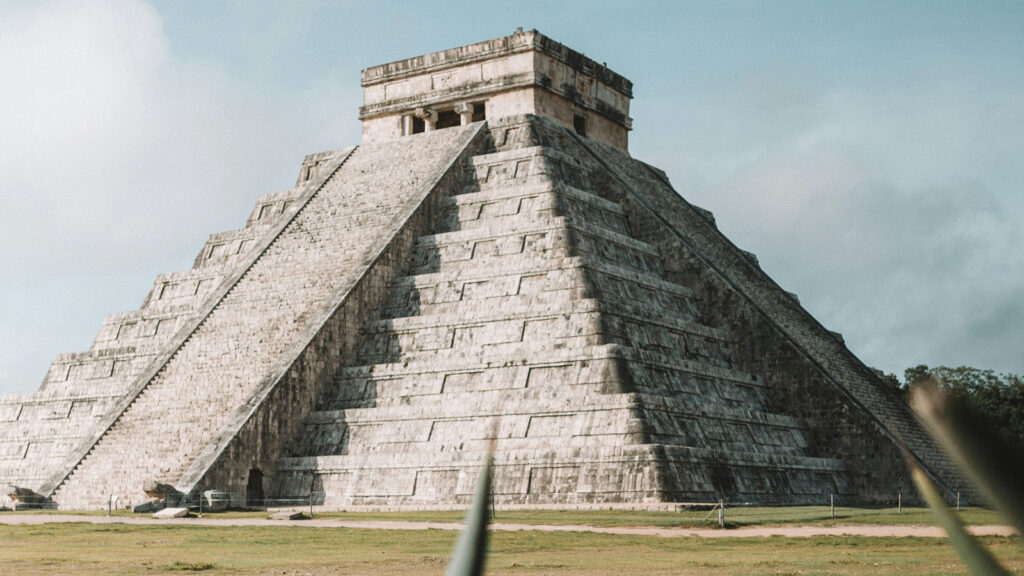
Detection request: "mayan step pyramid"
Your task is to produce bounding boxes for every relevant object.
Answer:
[1,30,966,510]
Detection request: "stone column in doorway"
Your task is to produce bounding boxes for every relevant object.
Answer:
[415,108,437,132]
[456,102,475,125]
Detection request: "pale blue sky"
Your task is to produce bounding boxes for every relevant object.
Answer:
[1,0,1022,394]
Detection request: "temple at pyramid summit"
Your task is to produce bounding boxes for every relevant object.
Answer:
[1,30,967,510]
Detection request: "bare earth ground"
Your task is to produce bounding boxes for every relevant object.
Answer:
[0,513,1017,538]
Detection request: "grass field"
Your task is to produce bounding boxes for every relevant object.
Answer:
[1,521,1022,575]
[8,505,1005,528]
[1,506,1021,575]
[313,505,1006,528]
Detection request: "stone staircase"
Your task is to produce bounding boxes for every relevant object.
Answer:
[272,121,847,506]
[3,115,964,510]
[0,154,334,508]
[48,125,483,508]
[564,117,969,500]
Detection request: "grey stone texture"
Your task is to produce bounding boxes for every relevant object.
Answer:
[268,115,961,507]
[153,507,188,519]
[0,30,967,510]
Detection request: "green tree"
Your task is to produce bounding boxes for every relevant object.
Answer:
[905,364,934,387]
[904,365,1024,447]
[880,372,906,401]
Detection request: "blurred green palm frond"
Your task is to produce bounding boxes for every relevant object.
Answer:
[446,448,493,576]
[909,377,1024,574]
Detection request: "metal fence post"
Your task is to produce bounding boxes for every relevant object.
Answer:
[898,492,902,515]
[718,501,725,528]
[830,493,834,519]
[957,491,961,511]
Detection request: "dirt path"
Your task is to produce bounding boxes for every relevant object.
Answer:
[0,514,1016,538]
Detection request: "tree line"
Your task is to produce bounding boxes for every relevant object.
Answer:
[882,365,1024,446]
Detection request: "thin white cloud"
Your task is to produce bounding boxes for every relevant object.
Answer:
[637,62,1024,378]
[1,1,1022,396]
[0,0,359,394]
[705,145,1023,377]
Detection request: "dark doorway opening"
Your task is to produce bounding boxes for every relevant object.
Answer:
[246,468,264,507]
[436,109,461,129]
[573,113,587,137]
[472,102,486,122]
[412,116,425,134]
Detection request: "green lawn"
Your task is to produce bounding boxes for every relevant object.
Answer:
[0,522,1021,575]
[7,505,1005,528]
[312,505,1005,528]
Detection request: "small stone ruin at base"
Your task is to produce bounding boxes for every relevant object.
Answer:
[0,30,967,510]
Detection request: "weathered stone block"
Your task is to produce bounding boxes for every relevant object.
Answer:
[153,507,188,519]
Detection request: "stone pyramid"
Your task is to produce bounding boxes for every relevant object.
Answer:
[1,30,965,510]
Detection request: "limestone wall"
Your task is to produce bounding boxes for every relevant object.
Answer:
[185,124,490,500]
[560,119,968,503]
[0,386,122,507]
[270,116,849,506]
[0,148,341,508]
[49,127,485,509]
[4,112,954,509]
[359,29,631,150]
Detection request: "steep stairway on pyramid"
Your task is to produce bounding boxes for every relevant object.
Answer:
[0,146,350,506]
[3,29,967,511]
[46,124,486,508]
[556,122,965,500]
[270,116,854,506]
